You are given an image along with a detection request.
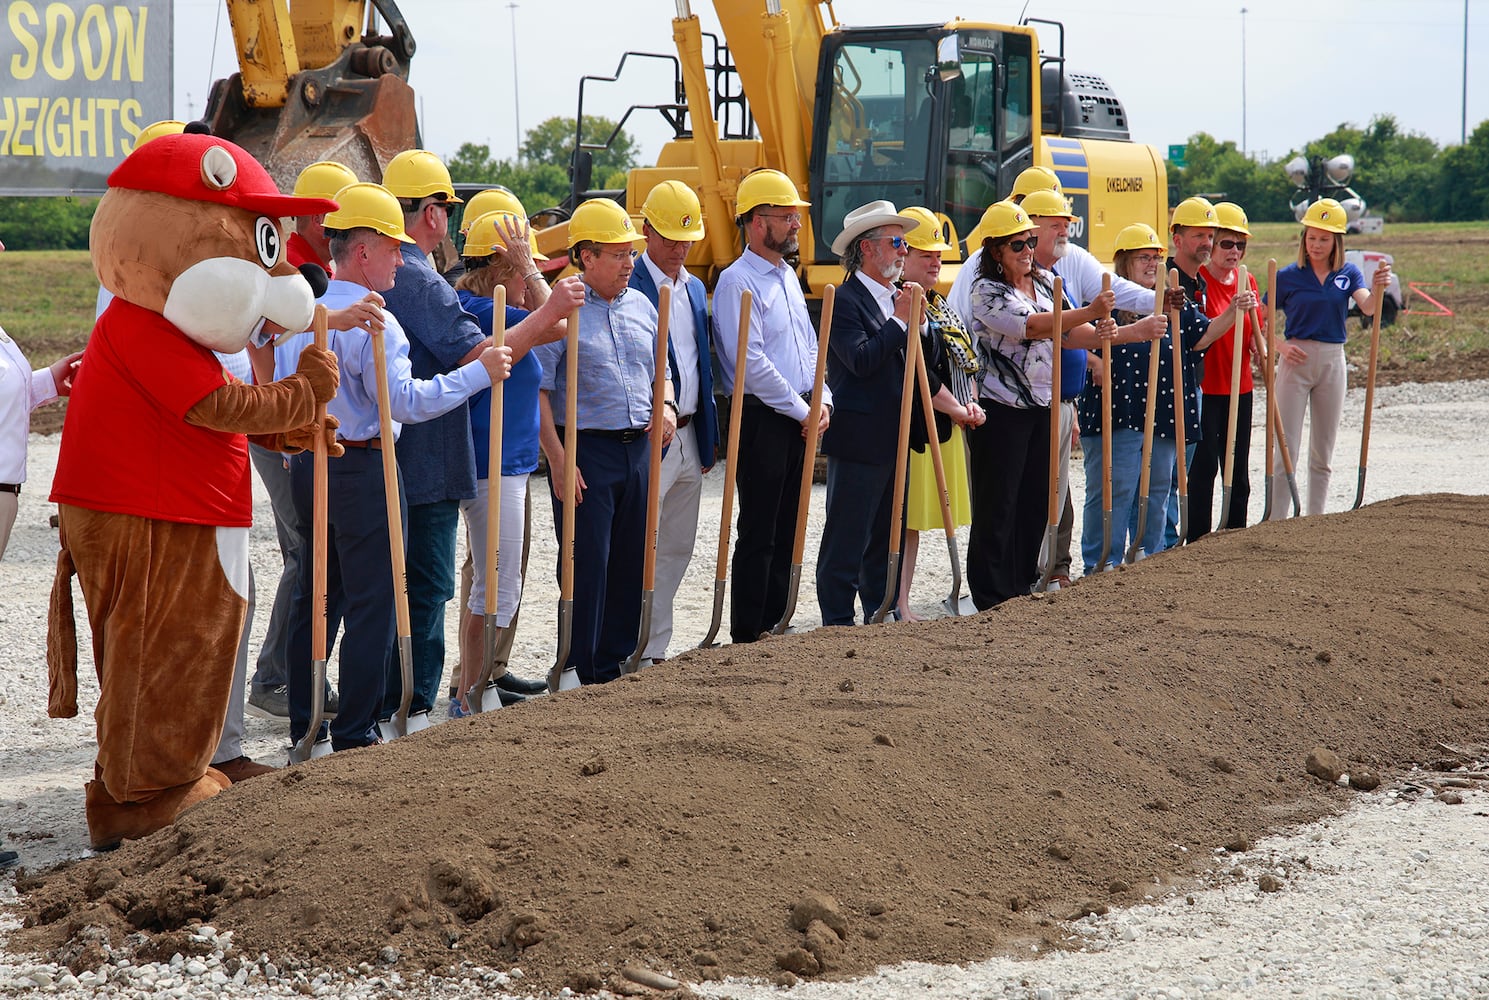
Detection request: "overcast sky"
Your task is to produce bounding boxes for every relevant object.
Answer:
[171,0,1483,175]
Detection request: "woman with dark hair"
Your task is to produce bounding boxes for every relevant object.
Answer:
[964,203,1113,608]
[1268,198,1391,517]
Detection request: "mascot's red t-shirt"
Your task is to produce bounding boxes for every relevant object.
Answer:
[51,299,253,527]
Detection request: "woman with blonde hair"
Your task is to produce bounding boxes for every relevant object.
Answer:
[1268,198,1391,517]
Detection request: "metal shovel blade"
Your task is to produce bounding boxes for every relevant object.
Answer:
[942,593,978,616]
[943,535,973,615]
[771,564,802,635]
[622,591,655,674]
[389,634,414,738]
[468,614,500,713]
[699,579,726,648]
[288,656,329,764]
[1097,512,1113,572]
[868,553,900,625]
[1035,523,1058,593]
[1261,479,1273,522]
[1177,496,1190,543]
[1219,485,1234,531]
[1125,498,1148,565]
[547,598,574,694]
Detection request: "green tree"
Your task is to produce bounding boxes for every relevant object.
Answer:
[446,142,573,214]
[0,197,98,250]
[1437,119,1489,221]
[520,115,639,179]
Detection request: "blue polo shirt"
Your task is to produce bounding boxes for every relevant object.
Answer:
[1271,262,1365,344]
[458,292,543,479]
[381,244,487,504]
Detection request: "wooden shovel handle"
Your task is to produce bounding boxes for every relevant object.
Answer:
[714,290,752,583]
[369,326,411,638]
[641,284,672,589]
[484,287,506,617]
[311,305,329,665]
[789,284,835,565]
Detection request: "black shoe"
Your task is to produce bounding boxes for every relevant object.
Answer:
[491,684,527,707]
[0,848,18,871]
[494,672,548,695]
[323,688,339,719]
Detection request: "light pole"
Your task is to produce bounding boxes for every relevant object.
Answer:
[1240,6,1248,156]
[509,2,523,159]
[1463,0,1470,145]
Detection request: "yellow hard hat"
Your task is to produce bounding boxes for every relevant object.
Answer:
[323,183,415,243]
[1171,196,1219,229]
[463,188,527,233]
[1011,165,1062,200]
[1213,202,1251,236]
[641,180,706,242]
[735,168,809,216]
[1020,188,1077,221]
[1301,198,1348,235]
[133,120,185,151]
[567,198,639,248]
[293,161,360,202]
[381,149,463,203]
[966,199,1014,247]
[972,202,1036,242]
[900,206,953,252]
[1113,223,1167,254]
[463,211,547,260]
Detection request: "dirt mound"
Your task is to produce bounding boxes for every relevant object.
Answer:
[16,494,1489,994]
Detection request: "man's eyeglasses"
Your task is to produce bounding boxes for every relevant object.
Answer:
[593,248,640,262]
[1217,239,1247,251]
[876,235,908,250]
[755,211,802,226]
[1006,235,1039,253]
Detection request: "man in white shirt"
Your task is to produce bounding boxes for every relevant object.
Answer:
[712,170,831,643]
[629,182,719,662]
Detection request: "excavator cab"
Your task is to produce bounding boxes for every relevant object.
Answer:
[809,24,1038,262]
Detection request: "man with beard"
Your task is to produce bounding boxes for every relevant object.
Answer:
[712,170,831,642]
[1163,197,1222,547]
[815,201,929,626]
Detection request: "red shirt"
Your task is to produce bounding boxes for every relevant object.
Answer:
[51,300,253,526]
[287,231,331,272]
[1198,267,1261,395]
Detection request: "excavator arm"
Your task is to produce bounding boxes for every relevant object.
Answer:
[204,0,418,190]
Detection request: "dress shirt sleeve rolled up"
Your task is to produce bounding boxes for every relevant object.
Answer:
[714,272,813,423]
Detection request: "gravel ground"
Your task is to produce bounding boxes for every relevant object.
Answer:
[3,376,1488,999]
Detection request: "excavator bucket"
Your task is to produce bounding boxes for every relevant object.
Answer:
[202,47,418,191]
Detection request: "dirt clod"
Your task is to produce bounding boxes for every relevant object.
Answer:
[1306,748,1346,783]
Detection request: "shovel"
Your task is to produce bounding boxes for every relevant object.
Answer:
[1219,264,1250,529]
[1096,273,1116,572]
[1036,277,1064,591]
[906,303,972,615]
[1352,269,1385,510]
[370,324,419,741]
[468,288,507,714]
[622,284,672,673]
[772,283,835,634]
[1261,259,1277,522]
[289,305,333,764]
[1127,268,1167,564]
[547,316,582,693]
[699,289,752,649]
[1168,269,1190,544]
[870,286,923,625]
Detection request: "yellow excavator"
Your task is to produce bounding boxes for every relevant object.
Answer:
[201,0,419,193]
[535,1,1168,293]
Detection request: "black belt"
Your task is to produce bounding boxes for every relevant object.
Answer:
[578,428,646,443]
[742,391,813,409]
[0,483,19,494]
[676,413,692,428]
[339,438,382,450]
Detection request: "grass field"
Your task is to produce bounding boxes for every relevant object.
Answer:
[3,221,1486,381]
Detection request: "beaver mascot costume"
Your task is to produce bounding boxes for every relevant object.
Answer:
[47,132,344,850]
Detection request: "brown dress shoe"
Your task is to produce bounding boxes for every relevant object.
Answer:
[214,756,276,784]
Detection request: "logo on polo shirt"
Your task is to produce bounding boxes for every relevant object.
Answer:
[1334,274,1352,290]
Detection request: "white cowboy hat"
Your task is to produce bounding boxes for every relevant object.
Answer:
[831,199,919,256]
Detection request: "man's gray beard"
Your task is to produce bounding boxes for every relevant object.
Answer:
[879,260,904,282]
[1049,238,1070,260]
[766,232,798,255]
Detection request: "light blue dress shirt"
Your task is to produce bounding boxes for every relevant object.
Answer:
[534,282,661,431]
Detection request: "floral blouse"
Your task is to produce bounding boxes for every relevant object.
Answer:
[970,272,1055,409]
[925,289,980,406]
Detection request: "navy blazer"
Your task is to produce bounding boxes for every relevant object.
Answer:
[820,274,945,466]
[629,262,720,470]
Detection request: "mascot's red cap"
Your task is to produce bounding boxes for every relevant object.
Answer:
[108,133,339,217]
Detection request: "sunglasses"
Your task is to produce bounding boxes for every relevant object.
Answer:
[1217,239,1247,251]
[1005,235,1039,253]
[875,235,908,250]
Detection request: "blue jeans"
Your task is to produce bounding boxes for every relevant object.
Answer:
[383,498,460,717]
[1163,441,1199,550]
[1081,430,1176,573]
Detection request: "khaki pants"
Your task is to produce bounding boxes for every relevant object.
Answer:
[1270,340,1345,518]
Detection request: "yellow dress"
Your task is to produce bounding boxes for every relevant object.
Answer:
[905,290,978,531]
[906,424,972,530]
